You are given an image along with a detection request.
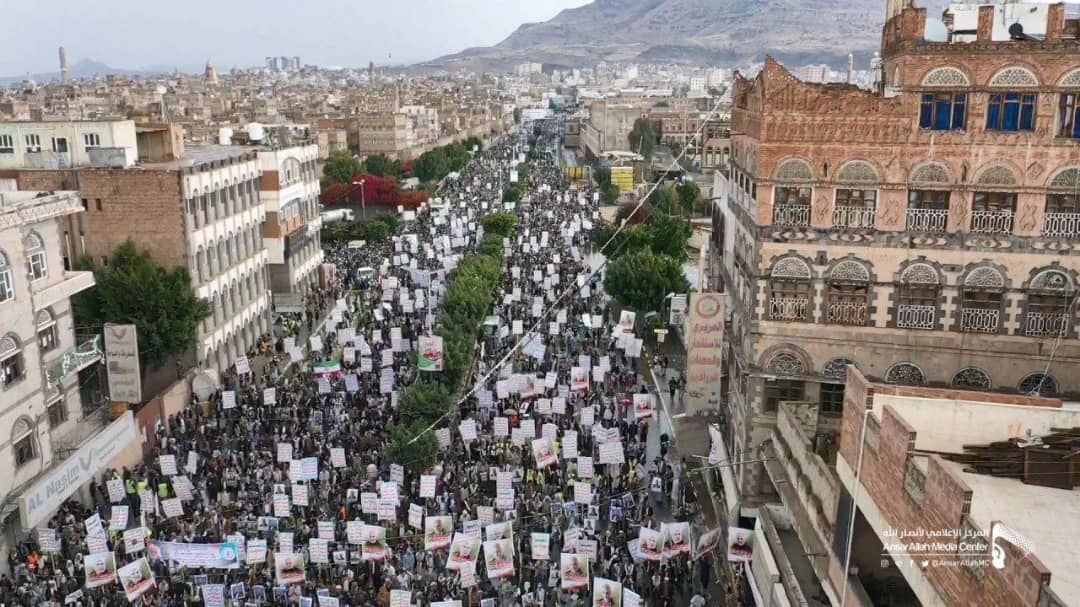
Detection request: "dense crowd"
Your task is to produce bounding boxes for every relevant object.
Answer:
[1,121,721,607]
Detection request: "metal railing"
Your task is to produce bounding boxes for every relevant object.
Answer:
[833,206,876,229]
[1042,212,1080,239]
[773,204,811,227]
[827,301,867,325]
[896,304,936,330]
[1025,312,1070,337]
[906,208,948,233]
[969,209,1014,235]
[960,308,1000,333]
[769,297,809,322]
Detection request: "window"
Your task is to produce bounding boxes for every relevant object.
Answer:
[960,268,1005,334]
[919,93,967,130]
[1058,93,1080,138]
[1,336,25,387]
[769,279,811,321]
[774,186,811,206]
[1046,193,1080,215]
[826,261,871,326]
[14,424,35,467]
[100,256,109,268]
[764,379,805,413]
[47,397,68,428]
[820,383,845,413]
[0,134,13,153]
[25,232,47,281]
[83,133,101,148]
[1025,270,1073,337]
[25,134,41,153]
[986,93,1036,132]
[907,189,950,232]
[970,192,1016,234]
[973,192,1016,212]
[0,252,13,303]
[38,325,57,353]
[834,189,876,228]
[773,186,812,226]
[95,199,102,211]
[51,137,68,153]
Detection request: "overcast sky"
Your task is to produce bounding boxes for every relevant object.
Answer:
[3,0,592,75]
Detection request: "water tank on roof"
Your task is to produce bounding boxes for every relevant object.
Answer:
[247,122,265,142]
[218,127,234,145]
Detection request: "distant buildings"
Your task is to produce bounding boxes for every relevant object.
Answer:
[265,56,301,72]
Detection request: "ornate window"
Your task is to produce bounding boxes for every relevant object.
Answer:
[1025,269,1073,337]
[896,263,940,330]
[884,362,925,386]
[986,92,1036,131]
[988,67,1038,88]
[1018,373,1058,397]
[25,232,47,281]
[768,257,812,322]
[834,188,877,229]
[826,260,871,326]
[836,161,878,184]
[766,352,807,376]
[960,267,1005,334]
[1060,93,1080,138]
[975,165,1018,187]
[971,183,1017,235]
[1044,169,1080,238]
[1,334,25,388]
[920,93,967,130]
[952,368,992,390]
[922,67,970,87]
[823,358,857,379]
[909,162,951,186]
[0,251,13,302]
[907,190,950,232]
[37,309,57,353]
[12,416,36,467]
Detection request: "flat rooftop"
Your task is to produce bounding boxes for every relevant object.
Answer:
[138,144,256,170]
[941,460,1080,607]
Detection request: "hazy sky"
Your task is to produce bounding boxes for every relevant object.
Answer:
[3,0,592,75]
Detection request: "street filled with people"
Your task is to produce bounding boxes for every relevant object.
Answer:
[2,120,723,607]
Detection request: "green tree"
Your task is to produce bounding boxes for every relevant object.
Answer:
[350,220,390,244]
[73,241,211,372]
[399,381,452,426]
[676,180,701,217]
[628,118,656,160]
[648,185,675,215]
[642,213,693,262]
[323,151,363,185]
[375,212,401,235]
[482,213,518,238]
[364,154,396,177]
[603,250,689,314]
[386,421,440,473]
[594,167,612,188]
[503,183,525,203]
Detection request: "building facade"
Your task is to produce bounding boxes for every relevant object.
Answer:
[713,0,1080,507]
[257,143,323,302]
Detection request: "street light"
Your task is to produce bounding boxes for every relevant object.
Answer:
[355,178,366,219]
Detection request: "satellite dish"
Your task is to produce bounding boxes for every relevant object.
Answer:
[924,18,948,42]
[1009,22,1026,39]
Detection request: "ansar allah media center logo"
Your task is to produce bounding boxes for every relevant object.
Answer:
[882,521,1033,570]
[991,522,1034,570]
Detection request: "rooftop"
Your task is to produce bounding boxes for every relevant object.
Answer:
[138,144,256,170]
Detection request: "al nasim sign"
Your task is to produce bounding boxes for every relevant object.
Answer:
[685,293,724,414]
[18,411,137,529]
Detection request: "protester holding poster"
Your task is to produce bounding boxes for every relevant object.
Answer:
[83,552,117,588]
[592,577,623,607]
[482,539,515,579]
[446,536,480,571]
[274,553,305,585]
[531,437,558,468]
[425,516,453,550]
[560,553,590,590]
[118,558,155,601]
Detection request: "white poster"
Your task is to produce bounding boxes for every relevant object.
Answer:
[104,324,141,402]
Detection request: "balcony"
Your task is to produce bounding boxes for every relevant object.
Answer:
[906,208,948,233]
[769,297,809,322]
[832,206,876,229]
[827,301,867,325]
[773,204,810,227]
[959,308,1000,333]
[969,209,1014,235]
[34,271,96,309]
[1025,312,1070,337]
[46,336,104,387]
[895,304,936,330]
[1042,213,1080,239]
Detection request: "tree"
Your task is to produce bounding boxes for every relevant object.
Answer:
[73,241,211,372]
[365,154,396,178]
[615,202,652,225]
[482,213,518,238]
[676,180,701,217]
[399,381,452,426]
[386,421,439,473]
[648,186,675,215]
[628,118,656,160]
[503,183,525,203]
[323,151,363,185]
[642,214,693,262]
[604,250,689,314]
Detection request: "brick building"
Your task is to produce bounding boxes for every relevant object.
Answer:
[711,0,1080,513]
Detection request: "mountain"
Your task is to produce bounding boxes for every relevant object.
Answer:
[425,0,940,70]
[0,59,187,86]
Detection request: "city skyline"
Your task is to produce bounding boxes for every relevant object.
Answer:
[1,0,591,76]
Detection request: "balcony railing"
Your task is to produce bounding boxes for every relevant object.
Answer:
[969,209,1014,235]
[1042,213,1080,239]
[1025,312,1070,337]
[906,208,948,233]
[773,204,811,227]
[769,297,809,322]
[896,304,936,329]
[46,335,103,387]
[960,308,1000,333]
[827,301,867,325]
[833,206,876,229]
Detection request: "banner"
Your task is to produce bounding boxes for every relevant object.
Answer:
[531,438,558,469]
[530,533,550,560]
[312,360,341,377]
[694,527,723,560]
[104,323,141,403]
[424,516,452,551]
[592,577,622,607]
[361,525,389,561]
[147,541,239,569]
[84,552,117,588]
[685,293,724,414]
[118,558,156,601]
[632,394,653,420]
[638,528,664,562]
[418,336,444,372]
[446,536,480,571]
[727,526,754,562]
[274,552,306,585]
[560,553,590,590]
[483,539,515,579]
[661,522,691,558]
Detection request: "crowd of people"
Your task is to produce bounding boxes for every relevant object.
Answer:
[1,120,724,607]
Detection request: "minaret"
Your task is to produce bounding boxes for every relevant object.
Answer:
[59,46,69,84]
[205,59,219,85]
[369,61,375,84]
[847,53,854,84]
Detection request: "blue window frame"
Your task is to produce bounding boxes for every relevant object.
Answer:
[986,92,1036,131]
[1058,94,1080,138]
[920,93,966,130]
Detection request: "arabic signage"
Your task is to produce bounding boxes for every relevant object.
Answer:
[19,411,138,529]
[104,323,141,403]
[685,293,723,415]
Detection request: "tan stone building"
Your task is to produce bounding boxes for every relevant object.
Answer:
[712,0,1080,509]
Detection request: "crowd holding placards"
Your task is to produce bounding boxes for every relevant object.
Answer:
[0,120,726,607]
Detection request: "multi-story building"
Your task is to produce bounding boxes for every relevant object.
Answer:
[0,191,139,566]
[256,142,322,304]
[356,111,410,160]
[712,0,1080,512]
[0,119,139,170]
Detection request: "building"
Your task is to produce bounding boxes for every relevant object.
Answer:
[7,120,270,377]
[0,191,139,567]
[356,111,410,160]
[0,119,139,171]
[711,0,1080,518]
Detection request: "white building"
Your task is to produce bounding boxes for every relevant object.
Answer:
[689,76,707,93]
[0,120,138,171]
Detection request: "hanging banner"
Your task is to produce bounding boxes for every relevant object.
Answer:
[418,336,444,371]
[147,541,239,569]
[685,293,724,414]
[104,324,141,403]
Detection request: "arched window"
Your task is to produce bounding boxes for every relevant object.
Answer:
[971,166,1018,235]
[907,162,952,233]
[821,358,857,413]
[884,362,925,386]
[826,260,871,326]
[986,68,1038,132]
[1043,168,1080,238]
[217,241,227,274]
[198,193,208,227]
[919,68,969,131]
[959,266,1006,334]
[225,232,235,267]
[1058,71,1080,138]
[768,257,812,322]
[1,334,25,388]
[36,309,57,353]
[773,159,813,227]
[25,232,47,280]
[896,262,939,330]
[764,351,807,412]
[952,367,992,390]
[1024,269,1074,337]
[0,251,14,302]
[282,158,303,186]
[1018,373,1058,397]
[213,292,223,326]
[12,415,36,466]
[834,161,879,229]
